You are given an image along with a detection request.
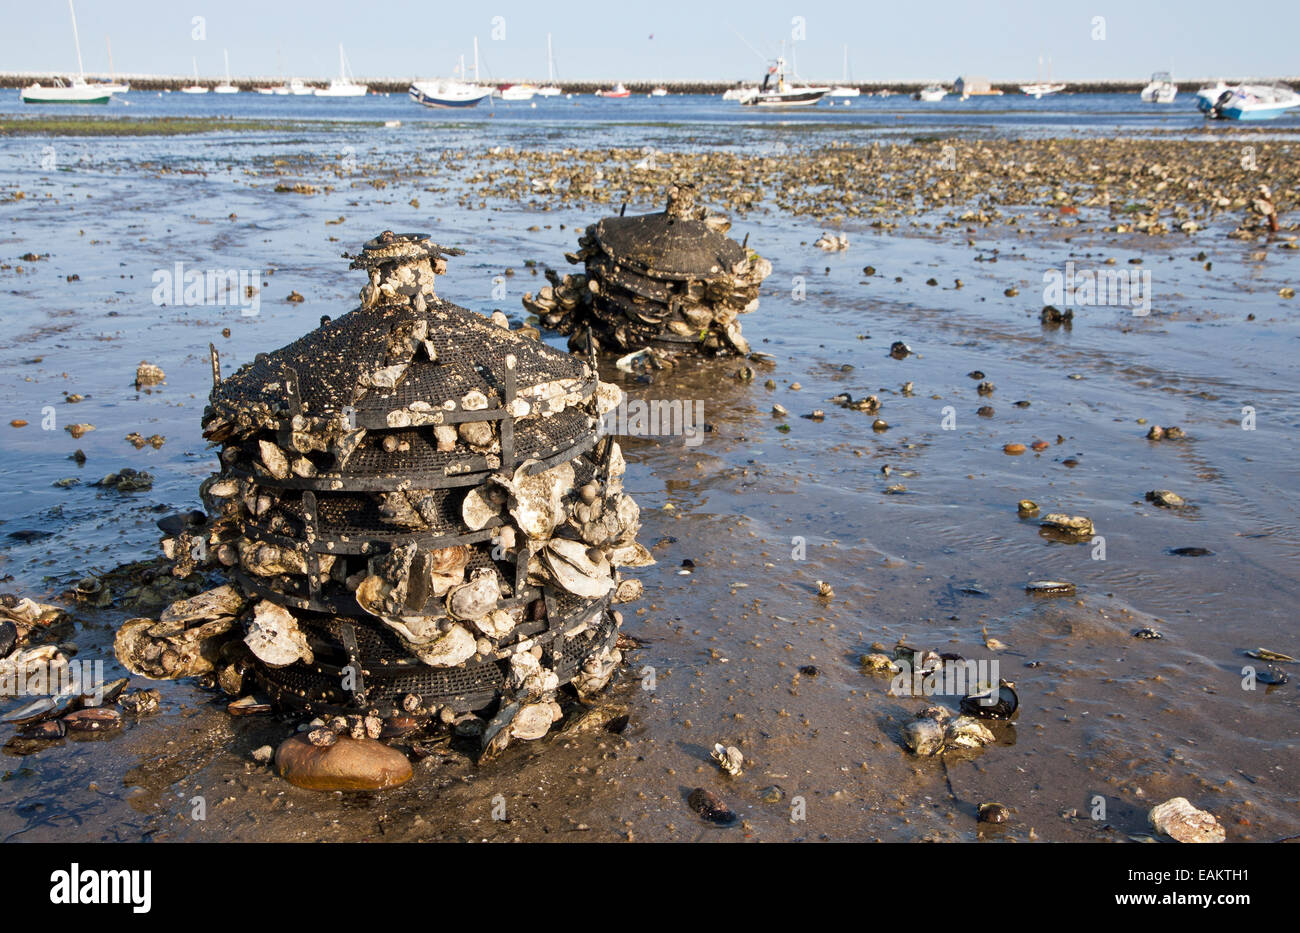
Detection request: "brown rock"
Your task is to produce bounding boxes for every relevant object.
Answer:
[1003,443,1027,455]
[274,734,413,792]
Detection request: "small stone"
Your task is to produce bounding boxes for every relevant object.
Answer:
[252,745,274,764]
[274,734,413,792]
[1003,442,1026,455]
[979,802,1011,824]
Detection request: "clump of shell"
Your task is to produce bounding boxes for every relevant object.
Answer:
[522,181,771,356]
[114,231,651,761]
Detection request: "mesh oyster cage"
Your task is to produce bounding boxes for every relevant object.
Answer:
[205,233,629,719]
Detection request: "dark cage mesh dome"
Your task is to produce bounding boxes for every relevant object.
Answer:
[523,182,772,356]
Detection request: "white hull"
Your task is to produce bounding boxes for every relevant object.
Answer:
[315,82,367,97]
[536,86,562,97]
[213,85,239,94]
[828,86,860,97]
[21,81,110,103]
[915,87,946,101]
[500,85,537,101]
[1021,82,1066,98]
[409,80,493,108]
[181,86,209,94]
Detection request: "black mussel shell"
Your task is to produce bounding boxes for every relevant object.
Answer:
[0,619,16,658]
[1258,667,1289,686]
[688,787,737,825]
[960,684,1019,720]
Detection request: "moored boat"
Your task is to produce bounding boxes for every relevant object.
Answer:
[738,57,828,107]
[596,83,631,98]
[315,45,366,96]
[1140,71,1177,103]
[22,0,110,104]
[1199,82,1300,120]
[408,77,493,108]
[914,84,946,102]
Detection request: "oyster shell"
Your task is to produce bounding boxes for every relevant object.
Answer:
[447,568,502,621]
[544,537,614,599]
[244,600,313,668]
[507,459,574,539]
[1149,797,1225,843]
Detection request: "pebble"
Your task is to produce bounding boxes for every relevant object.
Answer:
[1003,443,1026,455]
[274,734,413,792]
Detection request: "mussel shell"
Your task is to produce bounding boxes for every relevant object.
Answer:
[0,619,16,658]
[960,684,1019,720]
[687,787,737,825]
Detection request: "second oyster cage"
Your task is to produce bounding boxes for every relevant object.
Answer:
[196,231,648,719]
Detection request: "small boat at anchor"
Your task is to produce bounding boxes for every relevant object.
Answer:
[596,83,631,98]
[1198,82,1300,120]
[913,84,946,102]
[1140,71,1177,103]
[22,0,111,104]
[315,44,367,96]
[739,57,828,107]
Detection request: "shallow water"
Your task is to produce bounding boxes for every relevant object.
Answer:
[0,109,1297,842]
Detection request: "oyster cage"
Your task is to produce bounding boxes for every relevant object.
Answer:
[117,231,653,739]
[522,181,773,357]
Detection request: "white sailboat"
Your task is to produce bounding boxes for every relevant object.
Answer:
[21,1,112,104]
[536,34,562,97]
[409,44,493,109]
[181,57,209,93]
[214,49,239,93]
[316,44,367,96]
[828,45,860,97]
[1021,55,1066,97]
[96,36,129,93]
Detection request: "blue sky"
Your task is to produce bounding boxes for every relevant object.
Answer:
[4,0,1297,82]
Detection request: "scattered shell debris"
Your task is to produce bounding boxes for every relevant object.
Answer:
[522,181,771,356]
[111,231,653,787]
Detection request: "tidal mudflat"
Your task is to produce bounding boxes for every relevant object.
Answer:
[1,112,1297,842]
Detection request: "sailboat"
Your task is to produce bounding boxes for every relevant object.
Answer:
[1021,55,1065,97]
[181,57,209,93]
[21,1,112,103]
[214,49,239,93]
[409,42,493,108]
[739,55,828,107]
[316,44,367,96]
[828,45,860,97]
[536,34,562,97]
[96,36,130,93]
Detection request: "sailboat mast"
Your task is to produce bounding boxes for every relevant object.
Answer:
[842,44,848,83]
[68,0,85,78]
[547,34,554,82]
[339,43,345,80]
[106,35,115,81]
[224,48,231,82]
[473,37,479,84]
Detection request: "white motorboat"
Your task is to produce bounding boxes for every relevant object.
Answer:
[1140,71,1177,103]
[1199,82,1300,120]
[214,49,239,93]
[738,57,828,107]
[650,86,668,97]
[181,57,208,93]
[914,84,946,102]
[22,1,111,103]
[315,44,367,96]
[722,84,757,101]
[500,84,537,101]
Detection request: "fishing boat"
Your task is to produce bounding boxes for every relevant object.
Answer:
[1140,71,1176,103]
[500,84,537,101]
[1199,82,1300,120]
[214,49,239,93]
[536,34,562,97]
[181,57,209,93]
[738,57,828,107]
[316,44,367,96]
[913,84,946,102]
[21,1,111,103]
[828,45,860,97]
[596,83,631,98]
[1021,55,1065,97]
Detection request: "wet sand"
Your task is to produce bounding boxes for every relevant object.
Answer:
[1,121,1297,842]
